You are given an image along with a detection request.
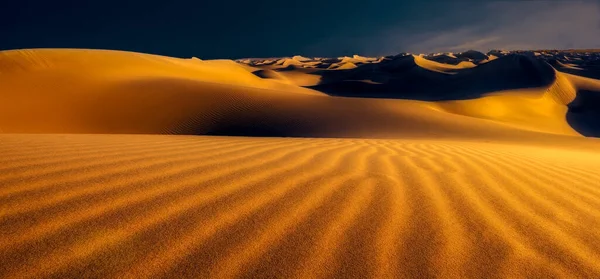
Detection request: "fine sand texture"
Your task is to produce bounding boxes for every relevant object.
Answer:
[2,134,600,278]
[1,48,600,278]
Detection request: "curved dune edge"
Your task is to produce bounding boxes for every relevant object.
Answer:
[413,55,477,74]
[432,69,586,135]
[1,134,600,278]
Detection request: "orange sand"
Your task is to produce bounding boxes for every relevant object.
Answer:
[1,49,600,278]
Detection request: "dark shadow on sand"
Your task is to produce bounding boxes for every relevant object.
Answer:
[309,54,557,101]
[567,89,600,137]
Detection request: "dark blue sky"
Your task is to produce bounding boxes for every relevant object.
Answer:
[2,1,599,59]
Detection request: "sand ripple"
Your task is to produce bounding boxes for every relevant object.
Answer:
[1,134,600,278]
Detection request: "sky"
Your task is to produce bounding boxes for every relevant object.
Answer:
[2,0,599,59]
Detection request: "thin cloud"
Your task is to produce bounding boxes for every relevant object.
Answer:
[369,1,600,55]
[447,37,501,51]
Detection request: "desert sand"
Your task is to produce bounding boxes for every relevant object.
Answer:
[1,48,600,278]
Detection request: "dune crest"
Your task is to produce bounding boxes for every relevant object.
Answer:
[413,55,476,74]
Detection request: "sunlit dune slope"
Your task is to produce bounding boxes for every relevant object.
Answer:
[413,55,476,74]
[0,49,321,94]
[1,134,600,278]
[251,68,322,86]
[433,69,591,135]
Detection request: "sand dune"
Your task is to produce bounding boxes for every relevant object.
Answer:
[413,55,476,74]
[0,49,585,138]
[2,48,600,278]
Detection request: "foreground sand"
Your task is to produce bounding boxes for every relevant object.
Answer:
[1,48,600,278]
[1,134,600,278]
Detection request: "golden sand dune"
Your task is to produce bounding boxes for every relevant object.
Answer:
[1,134,600,278]
[2,48,600,278]
[413,55,476,74]
[2,49,598,137]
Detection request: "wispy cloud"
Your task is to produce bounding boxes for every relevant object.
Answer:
[366,1,600,55]
[446,37,501,51]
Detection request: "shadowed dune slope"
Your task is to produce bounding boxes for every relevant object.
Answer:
[247,51,600,138]
[413,55,476,74]
[1,134,600,278]
[565,73,600,137]
[311,54,557,101]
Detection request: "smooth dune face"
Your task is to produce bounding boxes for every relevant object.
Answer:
[1,48,600,278]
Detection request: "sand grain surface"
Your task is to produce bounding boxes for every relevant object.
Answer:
[2,135,600,278]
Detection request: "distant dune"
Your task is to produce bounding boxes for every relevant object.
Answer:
[1,48,600,278]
